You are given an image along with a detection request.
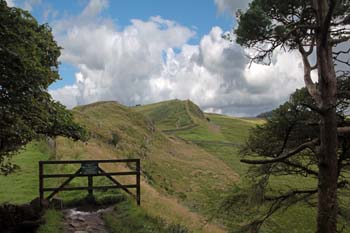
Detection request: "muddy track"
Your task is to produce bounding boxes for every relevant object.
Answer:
[63,207,113,233]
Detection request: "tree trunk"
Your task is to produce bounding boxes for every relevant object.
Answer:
[315,1,339,231]
[317,108,338,233]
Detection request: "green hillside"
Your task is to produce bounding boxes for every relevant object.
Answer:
[135,99,262,144]
[134,99,205,131]
[55,101,237,233]
[135,101,342,233]
[2,99,342,233]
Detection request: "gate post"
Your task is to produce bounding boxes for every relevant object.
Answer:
[39,161,44,207]
[136,159,141,206]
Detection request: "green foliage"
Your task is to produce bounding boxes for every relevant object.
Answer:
[235,1,274,47]
[235,0,350,63]
[243,89,318,159]
[235,0,311,63]
[227,88,350,232]
[236,0,313,44]
[0,1,86,173]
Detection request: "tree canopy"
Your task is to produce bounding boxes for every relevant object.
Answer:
[0,0,87,174]
[233,0,350,232]
[235,0,350,65]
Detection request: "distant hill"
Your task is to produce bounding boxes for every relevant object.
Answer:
[133,99,206,131]
[256,109,273,118]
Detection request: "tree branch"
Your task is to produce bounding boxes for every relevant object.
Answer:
[241,139,319,164]
[265,188,318,201]
[300,102,322,114]
[337,127,350,135]
[282,160,319,176]
[299,46,322,105]
[331,35,350,45]
[323,0,337,43]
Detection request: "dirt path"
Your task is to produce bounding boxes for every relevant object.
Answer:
[63,207,112,233]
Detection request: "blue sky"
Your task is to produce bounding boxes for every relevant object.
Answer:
[6,0,305,116]
[27,0,235,90]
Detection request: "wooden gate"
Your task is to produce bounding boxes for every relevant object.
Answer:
[39,159,140,206]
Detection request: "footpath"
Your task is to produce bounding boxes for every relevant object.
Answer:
[63,206,113,233]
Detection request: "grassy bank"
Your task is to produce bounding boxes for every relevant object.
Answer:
[104,198,191,233]
[0,141,52,204]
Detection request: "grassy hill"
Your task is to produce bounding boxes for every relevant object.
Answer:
[134,99,205,131]
[2,99,345,233]
[54,101,238,232]
[134,100,346,233]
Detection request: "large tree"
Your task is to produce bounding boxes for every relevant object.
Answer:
[234,0,349,232]
[222,86,350,232]
[0,0,86,174]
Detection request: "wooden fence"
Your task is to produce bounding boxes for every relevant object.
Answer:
[39,159,140,206]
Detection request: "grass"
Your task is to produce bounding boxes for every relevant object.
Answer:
[169,113,262,144]
[174,115,348,233]
[134,99,204,131]
[130,100,325,232]
[0,141,52,204]
[104,198,191,233]
[205,113,262,143]
[36,209,64,233]
[0,140,65,233]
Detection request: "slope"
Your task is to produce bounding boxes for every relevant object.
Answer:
[135,100,332,233]
[54,101,238,233]
[133,99,206,131]
[135,100,262,144]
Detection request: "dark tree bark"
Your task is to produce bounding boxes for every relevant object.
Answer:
[313,1,339,232]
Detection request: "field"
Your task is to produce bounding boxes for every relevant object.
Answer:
[0,99,348,232]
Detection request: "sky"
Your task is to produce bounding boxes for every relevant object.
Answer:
[5,0,307,116]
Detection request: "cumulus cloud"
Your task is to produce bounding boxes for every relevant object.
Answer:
[50,0,305,116]
[214,0,251,15]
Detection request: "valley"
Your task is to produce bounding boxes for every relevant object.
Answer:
[1,99,345,233]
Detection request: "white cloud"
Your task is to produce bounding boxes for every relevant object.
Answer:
[214,0,251,15]
[50,0,305,116]
[5,0,41,11]
[5,0,15,7]
[81,0,108,18]
[22,0,40,11]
